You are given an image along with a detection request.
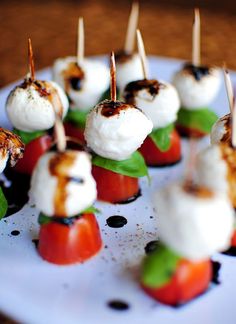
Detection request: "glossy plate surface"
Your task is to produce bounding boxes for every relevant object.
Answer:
[0,56,236,324]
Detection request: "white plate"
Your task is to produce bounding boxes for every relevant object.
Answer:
[0,56,236,324]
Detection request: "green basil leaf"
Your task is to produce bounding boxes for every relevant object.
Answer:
[141,243,181,288]
[13,128,46,145]
[65,109,88,128]
[38,206,100,225]
[150,124,174,152]
[177,108,218,133]
[0,187,8,220]
[92,151,149,178]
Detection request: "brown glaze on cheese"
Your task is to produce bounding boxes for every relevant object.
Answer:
[182,63,211,81]
[220,143,236,207]
[49,151,77,217]
[219,114,231,143]
[123,79,165,105]
[19,79,64,117]
[0,128,24,167]
[62,62,85,93]
[98,99,140,117]
[183,182,214,199]
[115,50,133,64]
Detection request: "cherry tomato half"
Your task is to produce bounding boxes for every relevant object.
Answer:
[38,213,102,265]
[92,165,140,204]
[139,129,181,167]
[176,124,207,138]
[64,122,85,144]
[14,135,52,175]
[142,258,212,306]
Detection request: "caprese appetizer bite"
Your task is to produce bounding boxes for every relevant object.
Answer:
[141,178,234,305]
[115,2,144,93]
[0,128,24,219]
[173,9,220,138]
[6,39,69,175]
[85,52,153,204]
[123,30,181,167]
[53,18,110,142]
[30,118,102,265]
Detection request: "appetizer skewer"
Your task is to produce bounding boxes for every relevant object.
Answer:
[141,146,234,305]
[173,9,220,138]
[6,39,69,175]
[115,2,143,93]
[30,118,102,265]
[0,128,24,218]
[53,18,110,143]
[123,30,181,167]
[85,52,152,204]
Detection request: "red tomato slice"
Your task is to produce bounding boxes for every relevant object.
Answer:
[38,213,102,265]
[231,230,236,247]
[64,122,85,144]
[139,129,181,166]
[142,259,212,306]
[14,135,52,175]
[92,165,140,204]
[176,124,207,138]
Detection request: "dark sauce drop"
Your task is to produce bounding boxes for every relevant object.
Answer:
[11,230,20,236]
[116,189,141,204]
[107,300,130,311]
[70,77,83,91]
[100,100,139,118]
[184,63,210,81]
[144,240,159,254]
[222,247,236,257]
[32,239,39,249]
[2,168,30,217]
[106,215,127,228]
[115,50,133,63]
[211,260,221,284]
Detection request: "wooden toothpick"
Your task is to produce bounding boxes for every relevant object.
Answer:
[54,116,67,152]
[185,138,197,186]
[77,17,84,66]
[124,2,139,54]
[110,52,117,102]
[223,65,233,115]
[232,98,236,148]
[28,38,35,81]
[192,8,201,66]
[136,29,148,79]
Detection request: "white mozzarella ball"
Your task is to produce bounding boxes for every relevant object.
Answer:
[6,80,69,132]
[53,57,110,111]
[30,150,97,217]
[172,65,221,109]
[154,183,234,260]
[123,80,180,129]
[85,100,153,161]
[196,145,228,194]
[116,53,144,92]
[211,114,230,144]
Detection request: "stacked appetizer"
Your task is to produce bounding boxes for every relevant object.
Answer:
[0,128,24,219]
[173,9,220,138]
[115,2,143,93]
[53,18,109,142]
[197,69,236,252]
[6,39,69,175]
[141,178,234,305]
[85,52,152,203]
[123,30,181,166]
[30,119,102,265]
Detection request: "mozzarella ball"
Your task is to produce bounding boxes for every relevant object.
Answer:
[154,183,234,260]
[172,64,221,109]
[211,114,231,144]
[53,57,110,111]
[85,100,153,161]
[123,79,180,129]
[116,52,144,92]
[6,80,69,132]
[30,150,97,217]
